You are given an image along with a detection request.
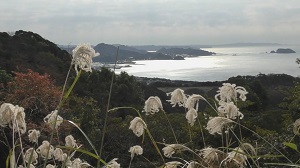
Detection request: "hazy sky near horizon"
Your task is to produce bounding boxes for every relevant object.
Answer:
[1,0,300,45]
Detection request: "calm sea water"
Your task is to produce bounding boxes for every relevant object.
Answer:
[115,45,300,82]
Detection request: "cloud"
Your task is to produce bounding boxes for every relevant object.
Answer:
[1,0,300,45]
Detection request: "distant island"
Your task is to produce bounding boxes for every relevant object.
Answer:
[91,43,215,63]
[157,47,215,57]
[270,48,296,54]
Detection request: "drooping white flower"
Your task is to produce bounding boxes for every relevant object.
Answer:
[65,135,78,148]
[0,103,26,134]
[129,117,147,137]
[222,147,247,167]
[293,118,300,135]
[129,145,143,159]
[72,43,97,75]
[199,147,225,164]
[167,88,187,107]
[45,164,55,168]
[28,129,40,143]
[72,158,91,168]
[215,83,248,104]
[53,148,68,162]
[143,96,163,115]
[164,161,182,168]
[24,148,38,165]
[10,105,26,134]
[185,94,205,111]
[217,102,244,120]
[0,103,15,127]
[104,158,120,168]
[43,110,63,130]
[186,108,198,126]
[36,140,54,159]
[162,144,189,158]
[206,117,234,135]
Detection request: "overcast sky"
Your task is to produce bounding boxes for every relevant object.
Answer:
[1,0,300,45]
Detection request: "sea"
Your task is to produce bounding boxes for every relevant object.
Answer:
[114,45,300,82]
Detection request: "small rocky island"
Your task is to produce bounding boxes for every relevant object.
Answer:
[270,48,296,53]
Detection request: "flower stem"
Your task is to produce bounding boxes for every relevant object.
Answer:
[97,47,119,168]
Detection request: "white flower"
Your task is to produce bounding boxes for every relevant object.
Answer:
[206,117,234,135]
[185,94,204,111]
[24,148,38,165]
[217,102,244,119]
[143,96,163,115]
[104,158,120,168]
[167,88,187,107]
[129,145,143,159]
[72,43,97,75]
[65,135,78,148]
[164,161,182,168]
[45,164,56,168]
[199,147,224,164]
[43,110,63,130]
[18,164,35,168]
[293,118,300,135]
[129,117,147,137]
[10,105,26,134]
[162,144,189,158]
[36,140,54,159]
[215,83,248,104]
[72,158,91,168]
[0,103,15,127]
[28,129,40,143]
[186,161,200,168]
[222,147,247,167]
[53,148,68,162]
[186,108,198,126]
[0,103,26,134]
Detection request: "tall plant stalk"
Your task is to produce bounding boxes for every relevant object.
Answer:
[97,47,119,168]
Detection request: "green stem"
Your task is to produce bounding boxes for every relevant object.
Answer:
[196,117,206,147]
[43,69,82,168]
[162,110,178,144]
[57,69,82,110]
[235,121,294,164]
[97,47,119,168]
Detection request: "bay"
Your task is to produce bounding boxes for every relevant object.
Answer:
[115,45,300,82]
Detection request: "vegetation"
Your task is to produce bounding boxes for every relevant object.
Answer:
[0,30,300,167]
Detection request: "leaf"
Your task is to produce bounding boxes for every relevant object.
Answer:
[57,145,106,165]
[283,142,298,151]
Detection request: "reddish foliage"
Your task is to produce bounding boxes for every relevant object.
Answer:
[5,69,62,120]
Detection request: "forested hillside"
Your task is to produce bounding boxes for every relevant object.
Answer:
[0,30,71,83]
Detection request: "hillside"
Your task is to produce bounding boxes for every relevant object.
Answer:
[0,30,71,83]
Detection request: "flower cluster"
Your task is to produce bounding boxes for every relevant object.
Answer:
[129,117,147,137]
[43,110,63,130]
[72,43,97,75]
[162,144,189,158]
[143,96,163,115]
[215,83,248,104]
[129,145,143,159]
[0,103,26,134]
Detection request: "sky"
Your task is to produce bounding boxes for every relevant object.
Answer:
[1,0,300,45]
